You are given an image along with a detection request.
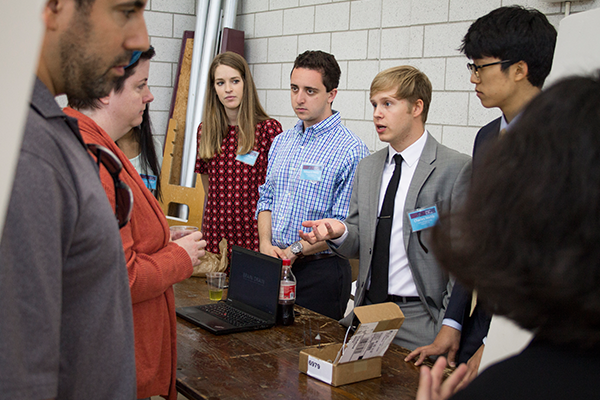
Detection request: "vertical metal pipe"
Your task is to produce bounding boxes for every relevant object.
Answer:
[181,0,223,189]
[181,0,209,191]
[222,0,238,30]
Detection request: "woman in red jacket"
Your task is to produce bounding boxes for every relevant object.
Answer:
[65,47,206,400]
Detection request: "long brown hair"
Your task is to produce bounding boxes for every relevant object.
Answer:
[197,52,270,160]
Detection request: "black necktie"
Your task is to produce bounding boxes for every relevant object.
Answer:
[368,154,402,303]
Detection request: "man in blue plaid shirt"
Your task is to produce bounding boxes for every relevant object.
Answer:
[257,50,369,320]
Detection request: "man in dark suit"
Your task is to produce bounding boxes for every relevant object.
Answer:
[300,65,471,350]
[406,5,557,386]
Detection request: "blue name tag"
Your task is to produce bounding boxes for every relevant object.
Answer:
[408,205,439,232]
[140,174,157,190]
[300,164,323,182]
[236,150,259,166]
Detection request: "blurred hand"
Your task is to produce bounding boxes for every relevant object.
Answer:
[405,325,461,367]
[416,357,468,400]
[259,243,287,260]
[299,219,345,244]
[174,231,206,267]
[454,344,484,392]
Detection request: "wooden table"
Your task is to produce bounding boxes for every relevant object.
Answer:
[174,277,423,400]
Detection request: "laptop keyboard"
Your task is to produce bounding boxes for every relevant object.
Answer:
[201,303,265,327]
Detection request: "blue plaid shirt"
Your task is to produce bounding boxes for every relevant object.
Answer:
[257,111,369,249]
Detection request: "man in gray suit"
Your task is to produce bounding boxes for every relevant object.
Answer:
[300,66,471,350]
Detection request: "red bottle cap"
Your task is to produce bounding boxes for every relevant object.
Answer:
[282,258,291,266]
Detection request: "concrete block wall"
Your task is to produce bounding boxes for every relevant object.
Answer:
[145,0,198,145]
[145,0,600,155]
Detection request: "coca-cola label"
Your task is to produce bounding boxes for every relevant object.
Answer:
[279,282,296,300]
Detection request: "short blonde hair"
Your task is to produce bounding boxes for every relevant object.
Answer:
[370,65,432,123]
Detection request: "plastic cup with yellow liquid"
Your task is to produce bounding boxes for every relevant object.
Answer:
[206,271,226,301]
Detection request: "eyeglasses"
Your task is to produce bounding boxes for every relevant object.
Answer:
[87,144,133,228]
[466,60,512,79]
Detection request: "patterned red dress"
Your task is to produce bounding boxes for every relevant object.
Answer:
[195,119,282,269]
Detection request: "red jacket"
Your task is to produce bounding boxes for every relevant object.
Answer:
[65,108,192,400]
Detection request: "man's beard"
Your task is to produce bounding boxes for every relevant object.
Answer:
[59,15,130,103]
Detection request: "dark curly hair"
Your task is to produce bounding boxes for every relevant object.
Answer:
[460,6,557,88]
[432,72,600,347]
[292,50,341,92]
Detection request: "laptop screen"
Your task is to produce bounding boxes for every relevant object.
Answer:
[228,246,282,316]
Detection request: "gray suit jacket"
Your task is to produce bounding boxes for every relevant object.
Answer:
[336,133,471,329]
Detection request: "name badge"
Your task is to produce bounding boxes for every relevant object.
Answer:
[408,205,439,232]
[140,174,157,190]
[300,164,323,182]
[236,150,259,166]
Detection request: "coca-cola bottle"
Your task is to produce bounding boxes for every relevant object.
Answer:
[277,259,296,326]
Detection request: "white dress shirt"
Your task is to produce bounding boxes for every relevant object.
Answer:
[380,130,427,296]
[332,130,428,297]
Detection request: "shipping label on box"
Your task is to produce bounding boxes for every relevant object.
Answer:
[338,324,399,363]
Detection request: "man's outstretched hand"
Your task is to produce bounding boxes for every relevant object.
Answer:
[299,219,345,244]
[405,325,461,367]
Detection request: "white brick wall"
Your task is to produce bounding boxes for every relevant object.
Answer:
[152,0,196,14]
[255,10,283,37]
[144,0,600,154]
[145,0,198,144]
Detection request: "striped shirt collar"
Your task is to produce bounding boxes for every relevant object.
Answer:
[292,110,341,137]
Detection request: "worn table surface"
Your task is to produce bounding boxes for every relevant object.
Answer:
[174,277,422,400]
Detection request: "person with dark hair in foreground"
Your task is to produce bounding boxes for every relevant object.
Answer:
[0,0,149,398]
[70,46,164,200]
[406,5,557,383]
[417,73,600,400]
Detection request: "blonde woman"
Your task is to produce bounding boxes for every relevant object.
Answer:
[196,52,282,269]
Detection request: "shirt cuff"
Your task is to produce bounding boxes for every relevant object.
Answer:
[328,223,348,247]
[442,318,463,332]
[254,204,271,219]
[482,336,487,345]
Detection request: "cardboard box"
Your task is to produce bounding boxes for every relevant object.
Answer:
[299,302,404,386]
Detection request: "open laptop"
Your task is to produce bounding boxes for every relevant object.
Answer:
[176,245,282,335]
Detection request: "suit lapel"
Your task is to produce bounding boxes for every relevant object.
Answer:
[403,133,437,249]
[368,149,388,244]
[473,117,501,167]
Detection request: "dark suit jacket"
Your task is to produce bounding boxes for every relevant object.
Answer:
[444,117,500,363]
[337,133,471,332]
[450,338,600,400]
